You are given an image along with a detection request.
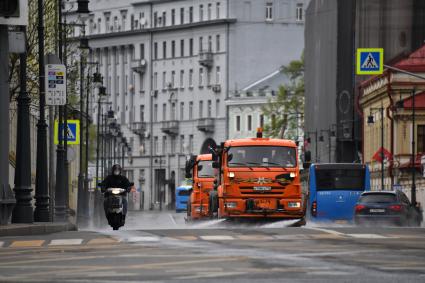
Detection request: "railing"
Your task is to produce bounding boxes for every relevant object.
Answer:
[197,118,215,133]
[161,120,179,135]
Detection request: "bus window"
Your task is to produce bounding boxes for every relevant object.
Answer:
[178,190,191,196]
[316,169,365,191]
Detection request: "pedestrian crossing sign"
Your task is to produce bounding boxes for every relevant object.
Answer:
[54,120,80,145]
[356,48,384,75]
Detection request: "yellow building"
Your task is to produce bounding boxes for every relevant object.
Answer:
[359,45,425,207]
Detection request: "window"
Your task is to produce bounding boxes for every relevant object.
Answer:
[189,101,193,119]
[162,11,166,26]
[216,99,220,116]
[171,102,176,120]
[154,12,158,27]
[417,125,425,153]
[180,7,184,24]
[105,15,110,32]
[216,2,221,19]
[208,3,212,20]
[180,102,184,120]
[180,135,185,153]
[260,114,264,128]
[247,115,252,131]
[296,3,303,21]
[207,69,211,86]
[171,9,175,25]
[162,136,167,154]
[208,35,212,51]
[266,2,273,21]
[140,43,145,59]
[207,100,212,117]
[199,101,203,118]
[199,4,204,21]
[199,36,203,52]
[140,105,145,122]
[162,103,167,121]
[180,39,185,57]
[216,34,220,52]
[97,18,101,33]
[154,136,158,153]
[236,115,241,131]
[315,168,365,190]
[153,72,158,89]
[199,68,204,86]
[180,70,184,87]
[171,40,176,58]
[170,137,176,154]
[216,66,221,84]
[227,146,296,168]
[189,6,193,23]
[189,38,194,56]
[171,71,176,87]
[189,69,193,87]
[113,16,118,31]
[121,12,127,30]
[162,41,167,58]
[154,42,158,59]
[162,71,166,89]
[189,135,194,153]
[154,104,158,122]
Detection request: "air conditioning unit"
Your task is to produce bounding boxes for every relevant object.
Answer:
[212,84,221,93]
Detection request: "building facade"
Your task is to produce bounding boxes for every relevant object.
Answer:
[66,0,307,210]
[304,0,425,164]
[359,45,425,208]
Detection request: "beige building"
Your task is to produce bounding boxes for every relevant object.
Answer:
[360,45,425,207]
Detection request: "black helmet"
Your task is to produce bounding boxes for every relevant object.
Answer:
[112,164,122,176]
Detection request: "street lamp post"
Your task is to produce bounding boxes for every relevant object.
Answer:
[34,0,50,222]
[368,103,385,191]
[411,88,417,205]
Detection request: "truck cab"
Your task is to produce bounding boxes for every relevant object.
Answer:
[185,154,216,220]
[213,129,305,221]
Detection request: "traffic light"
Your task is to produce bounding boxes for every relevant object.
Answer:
[0,0,19,17]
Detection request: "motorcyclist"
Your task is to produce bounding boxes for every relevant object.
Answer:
[99,164,133,223]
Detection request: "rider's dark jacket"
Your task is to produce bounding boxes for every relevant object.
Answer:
[100,175,132,192]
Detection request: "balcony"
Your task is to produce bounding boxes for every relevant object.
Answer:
[131,59,147,74]
[130,121,147,137]
[161,120,179,135]
[197,118,215,133]
[198,50,213,68]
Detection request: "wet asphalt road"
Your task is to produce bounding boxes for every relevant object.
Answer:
[0,211,424,283]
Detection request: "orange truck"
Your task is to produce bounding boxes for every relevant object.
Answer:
[211,129,306,222]
[185,154,217,221]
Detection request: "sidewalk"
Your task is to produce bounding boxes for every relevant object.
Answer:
[0,222,77,237]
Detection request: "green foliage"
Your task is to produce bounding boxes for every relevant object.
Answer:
[262,54,305,140]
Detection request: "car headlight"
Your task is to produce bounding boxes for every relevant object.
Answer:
[225,202,237,208]
[287,202,301,208]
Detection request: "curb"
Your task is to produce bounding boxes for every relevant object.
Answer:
[0,222,77,237]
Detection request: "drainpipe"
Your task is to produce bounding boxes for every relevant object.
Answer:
[386,71,394,187]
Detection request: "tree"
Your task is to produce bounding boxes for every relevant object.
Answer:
[262,54,304,140]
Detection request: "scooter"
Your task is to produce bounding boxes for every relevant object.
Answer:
[102,183,133,230]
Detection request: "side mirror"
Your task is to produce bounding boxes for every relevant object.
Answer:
[129,182,134,186]
[197,165,203,171]
[185,172,192,179]
[227,153,233,162]
[212,161,220,169]
[214,179,218,186]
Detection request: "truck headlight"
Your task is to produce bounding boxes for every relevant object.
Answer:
[225,202,237,208]
[288,202,301,208]
[195,206,201,212]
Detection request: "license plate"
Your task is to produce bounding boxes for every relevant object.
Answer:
[369,209,385,213]
[253,186,272,191]
[255,199,276,209]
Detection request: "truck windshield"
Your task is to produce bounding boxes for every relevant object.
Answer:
[197,161,215,178]
[227,146,296,168]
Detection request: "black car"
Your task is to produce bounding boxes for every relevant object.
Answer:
[354,191,422,226]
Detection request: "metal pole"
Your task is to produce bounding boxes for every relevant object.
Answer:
[12,27,33,223]
[34,0,51,222]
[412,89,417,205]
[122,144,125,169]
[381,105,384,191]
[315,129,318,163]
[84,70,90,220]
[328,128,331,163]
[63,14,69,221]
[77,57,85,226]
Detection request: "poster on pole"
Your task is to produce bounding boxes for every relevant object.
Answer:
[45,64,66,105]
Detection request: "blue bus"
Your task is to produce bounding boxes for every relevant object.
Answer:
[308,163,370,222]
[175,184,192,212]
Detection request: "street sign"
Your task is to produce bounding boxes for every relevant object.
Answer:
[356,48,384,75]
[54,120,80,145]
[45,64,66,105]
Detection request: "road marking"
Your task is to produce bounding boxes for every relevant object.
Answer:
[173,236,199,241]
[273,234,309,240]
[49,239,83,246]
[200,235,235,241]
[176,271,247,280]
[237,235,274,240]
[310,234,343,239]
[303,227,346,236]
[9,240,44,248]
[125,236,160,242]
[87,238,118,245]
[169,214,178,225]
[347,234,391,239]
